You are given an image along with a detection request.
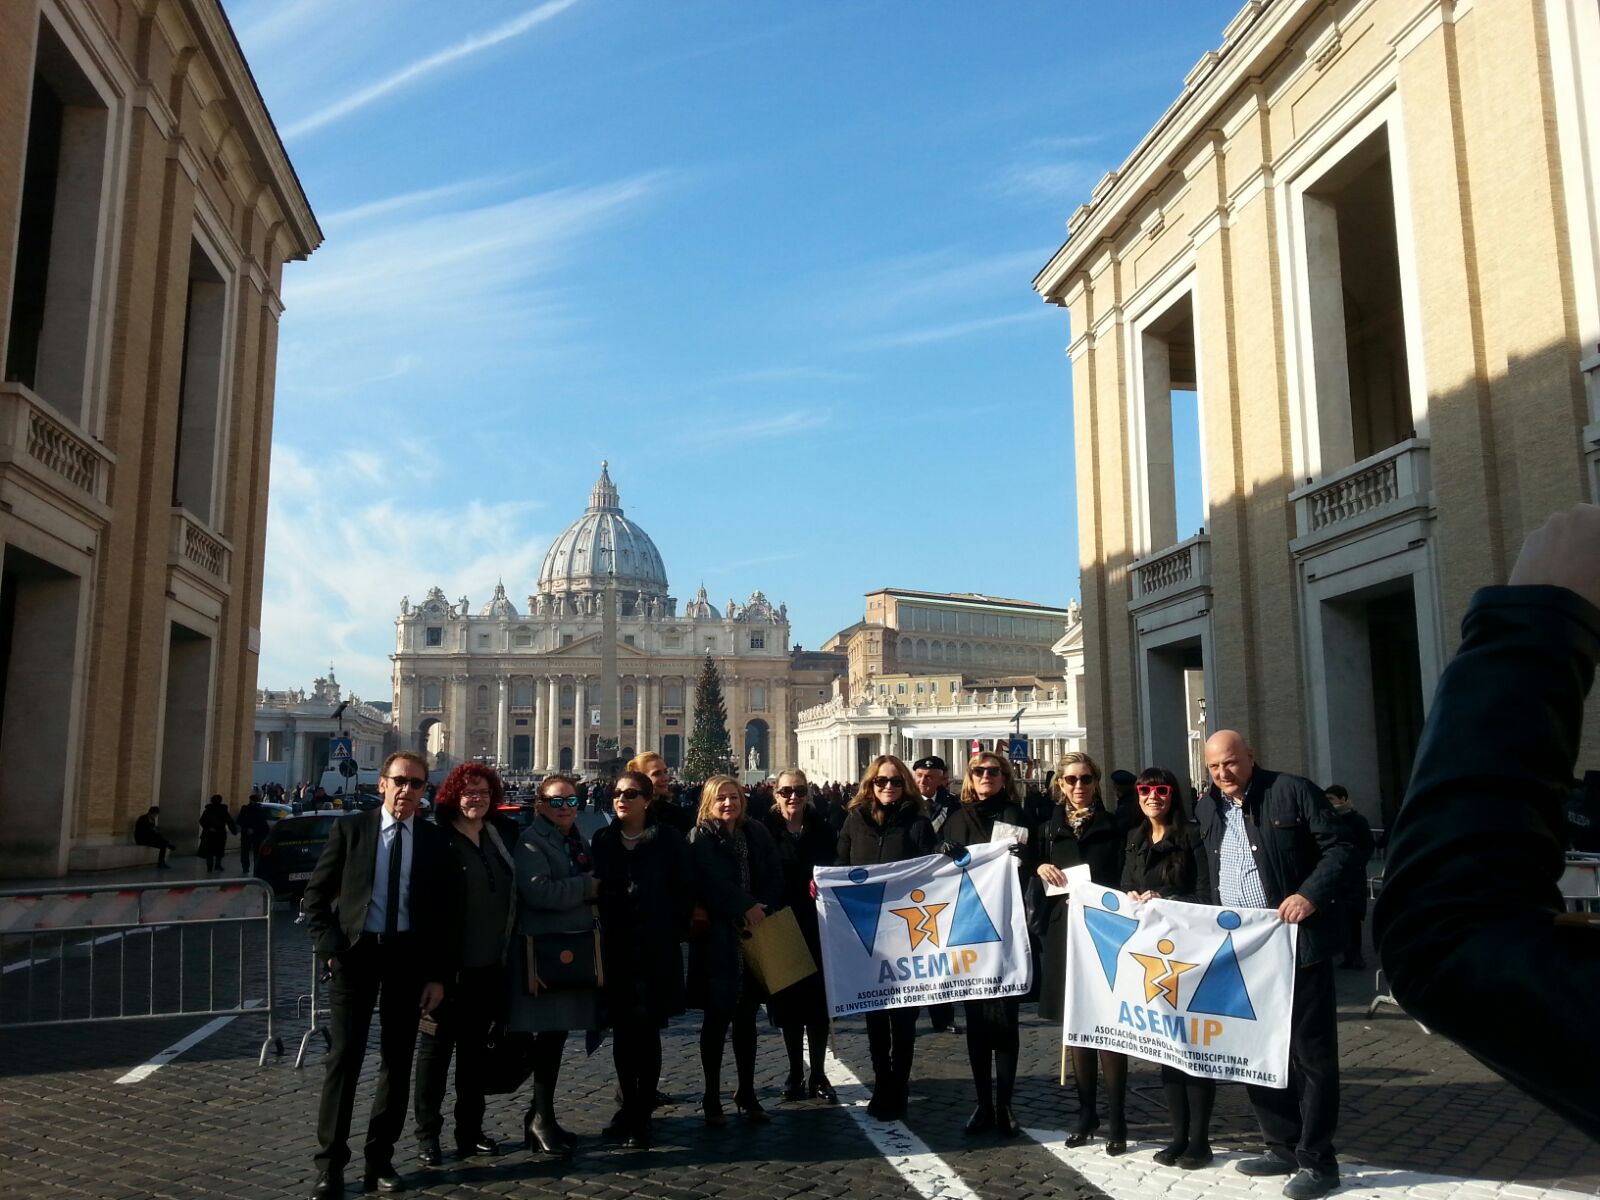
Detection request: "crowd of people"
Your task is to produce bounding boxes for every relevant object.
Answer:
[300,735,1379,1200]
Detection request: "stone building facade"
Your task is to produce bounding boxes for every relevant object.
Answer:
[252,667,394,791]
[391,464,800,777]
[0,0,318,875]
[1034,0,1600,825]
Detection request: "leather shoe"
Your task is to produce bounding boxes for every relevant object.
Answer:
[1282,1169,1341,1199]
[1177,1146,1214,1170]
[1063,1122,1098,1148]
[1237,1155,1297,1177]
[1105,1138,1128,1157]
[416,1138,442,1168]
[808,1073,838,1104]
[995,1105,1020,1138]
[309,1171,343,1198]
[623,1120,653,1150]
[601,1109,630,1138]
[1153,1143,1186,1166]
[781,1075,807,1102]
[455,1136,499,1157]
[360,1170,404,1193]
[964,1103,995,1134]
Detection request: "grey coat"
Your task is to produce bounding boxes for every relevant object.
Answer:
[506,815,599,1034]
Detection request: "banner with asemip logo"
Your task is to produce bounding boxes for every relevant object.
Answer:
[815,843,1031,1016]
[1063,888,1297,1087]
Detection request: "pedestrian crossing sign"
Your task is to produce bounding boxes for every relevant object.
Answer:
[329,736,353,760]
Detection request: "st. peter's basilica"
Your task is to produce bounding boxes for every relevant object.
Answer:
[390,464,800,776]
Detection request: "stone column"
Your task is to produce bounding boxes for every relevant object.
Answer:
[638,676,652,751]
[531,684,544,772]
[495,677,509,767]
[545,676,560,771]
[575,674,590,766]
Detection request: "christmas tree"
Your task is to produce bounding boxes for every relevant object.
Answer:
[682,654,733,782]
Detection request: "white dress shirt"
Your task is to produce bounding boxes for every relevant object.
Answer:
[363,810,415,933]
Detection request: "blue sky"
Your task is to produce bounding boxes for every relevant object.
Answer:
[227,0,1237,701]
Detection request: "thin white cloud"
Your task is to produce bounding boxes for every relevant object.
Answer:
[274,173,667,397]
[703,551,802,576]
[863,310,1048,350]
[998,160,1108,204]
[281,0,583,139]
[679,409,833,446]
[716,365,861,386]
[320,178,510,229]
[259,444,551,698]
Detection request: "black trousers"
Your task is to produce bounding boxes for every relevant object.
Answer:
[240,832,265,871]
[1245,959,1339,1175]
[413,963,503,1144]
[864,1007,918,1088]
[613,1023,664,1124]
[927,1002,955,1031]
[314,937,424,1174]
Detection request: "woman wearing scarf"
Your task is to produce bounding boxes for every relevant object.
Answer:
[687,775,783,1125]
[412,763,519,1166]
[836,754,936,1120]
[509,773,600,1157]
[940,751,1033,1138]
[1035,752,1127,1154]
[591,769,693,1149]
[760,768,837,1104]
[1123,766,1214,1168]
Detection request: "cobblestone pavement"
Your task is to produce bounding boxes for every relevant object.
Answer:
[1,860,1596,1200]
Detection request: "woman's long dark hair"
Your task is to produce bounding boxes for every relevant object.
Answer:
[1136,766,1190,890]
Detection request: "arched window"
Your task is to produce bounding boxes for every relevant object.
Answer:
[750,685,766,711]
[513,681,533,708]
[898,636,912,660]
[623,685,636,710]
[560,685,574,711]
[665,683,682,707]
[476,684,489,710]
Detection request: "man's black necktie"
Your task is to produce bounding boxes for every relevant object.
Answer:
[384,822,404,936]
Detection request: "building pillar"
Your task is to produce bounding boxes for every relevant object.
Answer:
[496,677,509,766]
[639,676,654,751]
[545,675,560,771]
[531,686,544,771]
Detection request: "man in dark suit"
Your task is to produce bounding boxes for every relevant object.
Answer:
[303,751,455,1197]
[1197,731,1355,1200]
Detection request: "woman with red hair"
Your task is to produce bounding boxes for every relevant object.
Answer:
[411,762,518,1167]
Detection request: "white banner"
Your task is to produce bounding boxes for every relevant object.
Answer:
[1063,888,1297,1087]
[815,843,1031,1016]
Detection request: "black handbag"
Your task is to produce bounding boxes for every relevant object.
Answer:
[524,923,603,996]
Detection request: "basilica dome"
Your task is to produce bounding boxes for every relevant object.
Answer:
[536,463,669,599]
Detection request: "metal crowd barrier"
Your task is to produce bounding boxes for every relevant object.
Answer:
[0,878,283,1064]
[291,907,331,1069]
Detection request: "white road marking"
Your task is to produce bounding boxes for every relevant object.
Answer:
[1026,1127,1595,1200]
[114,998,264,1084]
[824,1047,983,1200]
[2,926,161,974]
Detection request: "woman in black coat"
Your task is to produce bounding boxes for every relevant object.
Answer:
[1034,752,1127,1154]
[835,754,936,1120]
[687,775,784,1125]
[761,768,837,1103]
[1122,766,1214,1170]
[940,751,1032,1139]
[591,770,692,1149]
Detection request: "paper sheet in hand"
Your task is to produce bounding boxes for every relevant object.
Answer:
[989,821,1028,846]
[1044,862,1092,897]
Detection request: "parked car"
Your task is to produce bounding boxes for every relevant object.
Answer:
[253,812,350,902]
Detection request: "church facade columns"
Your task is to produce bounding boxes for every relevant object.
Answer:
[547,675,562,772]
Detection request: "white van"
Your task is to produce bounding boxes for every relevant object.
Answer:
[318,764,382,802]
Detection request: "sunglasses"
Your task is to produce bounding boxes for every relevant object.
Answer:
[871,776,905,790]
[460,789,493,801]
[543,794,580,807]
[1062,774,1096,786]
[1137,784,1174,800]
[385,775,427,790]
[969,765,1003,778]
[610,788,646,801]
[776,786,807,798]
